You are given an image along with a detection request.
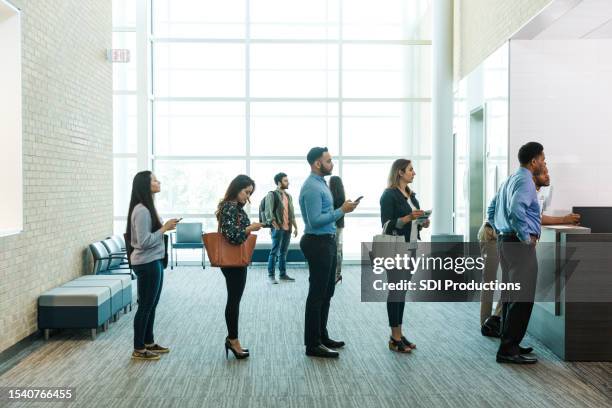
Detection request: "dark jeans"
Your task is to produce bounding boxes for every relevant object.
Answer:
[220,266,247,339]
[300,234,337,348]
[497,237,538,355]
[268,228,291,277]
[386,249,415,327]
[133,260,164,350]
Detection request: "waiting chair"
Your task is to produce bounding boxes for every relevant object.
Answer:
[108,235,126,252]
[171,222,205,269]
[89,241,132,276]
[102,238,128,267]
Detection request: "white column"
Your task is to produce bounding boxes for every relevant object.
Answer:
[136,0,151,171]
[431,0,454,234]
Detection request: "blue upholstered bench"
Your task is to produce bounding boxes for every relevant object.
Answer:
[38,286,111,340]
[77,274,133,313]
[251,242,306,263]
[62,279,123,323]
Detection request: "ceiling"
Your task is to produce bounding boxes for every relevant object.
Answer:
[513,0,612,40]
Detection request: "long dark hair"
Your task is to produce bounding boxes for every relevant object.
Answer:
[126,171,162,235]
[215,174,256,221]
[329,176,345,203]
[387,159,413,195]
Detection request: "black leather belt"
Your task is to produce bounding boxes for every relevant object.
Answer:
[304,233,335,239]
[497,233,519,242]
[497,233,538,242]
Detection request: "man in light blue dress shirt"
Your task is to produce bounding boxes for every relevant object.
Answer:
[488,142,546,365]
[299,147,359,358]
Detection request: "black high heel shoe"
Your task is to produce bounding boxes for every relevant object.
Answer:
[401,336,416,350]
[388,337,411,353]
[335,275,343,285]
[225,338,249,360]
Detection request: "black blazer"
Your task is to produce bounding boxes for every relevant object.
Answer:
[379,188,421,242]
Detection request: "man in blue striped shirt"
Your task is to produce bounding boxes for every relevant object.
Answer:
[488,142,546,365]
[299,147,359,358]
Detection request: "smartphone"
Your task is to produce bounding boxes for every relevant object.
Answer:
[417,210,432,220]
[354,196,364,202]
[176,217,184,222]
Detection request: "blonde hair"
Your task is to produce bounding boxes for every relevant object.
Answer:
[387,159,412,194]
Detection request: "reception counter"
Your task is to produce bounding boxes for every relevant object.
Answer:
[527,225,612,361]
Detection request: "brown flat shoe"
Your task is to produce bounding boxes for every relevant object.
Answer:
[145,343,170,354]
[132,350,160,360]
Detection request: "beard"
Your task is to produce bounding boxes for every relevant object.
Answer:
[320,165,333,176]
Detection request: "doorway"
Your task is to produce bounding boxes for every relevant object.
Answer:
[468,106,486,242]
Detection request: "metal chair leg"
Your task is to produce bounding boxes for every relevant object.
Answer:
[44,329,50,340]
[91,328,97,340]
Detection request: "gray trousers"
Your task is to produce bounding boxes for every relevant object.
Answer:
[478,223,503,325]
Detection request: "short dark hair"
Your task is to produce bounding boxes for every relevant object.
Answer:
[274,172,287,185]
[307,147,328,165]
[518,142,544,165]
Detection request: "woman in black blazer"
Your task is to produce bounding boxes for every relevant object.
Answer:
[379,159,430,353]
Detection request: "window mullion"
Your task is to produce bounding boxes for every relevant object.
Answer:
[245,0,251,177]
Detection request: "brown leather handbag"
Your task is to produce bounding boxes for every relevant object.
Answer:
[203,229,257,268]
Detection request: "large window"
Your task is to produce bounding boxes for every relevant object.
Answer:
[113,0,432,259]
[0,0,22,237]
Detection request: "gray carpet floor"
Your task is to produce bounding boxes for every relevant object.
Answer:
[1,265,611,408]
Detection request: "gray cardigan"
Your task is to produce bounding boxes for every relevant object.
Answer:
[130,204,165,266]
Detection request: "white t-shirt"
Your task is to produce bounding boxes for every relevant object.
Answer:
[537,186,553,217]
[406,199,419,246]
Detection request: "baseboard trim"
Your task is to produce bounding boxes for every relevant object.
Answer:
[0,330,43,377]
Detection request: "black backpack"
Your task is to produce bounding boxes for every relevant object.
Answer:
[259,191,280,223]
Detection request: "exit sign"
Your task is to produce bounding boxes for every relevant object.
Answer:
[108,49,131,63]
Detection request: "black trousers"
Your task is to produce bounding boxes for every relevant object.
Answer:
[300,234,337,348]
[220,266,247,339]
[133,260,164,349]
[497,237,538,355]
[386,250,415,327]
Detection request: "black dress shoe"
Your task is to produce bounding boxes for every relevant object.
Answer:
[322,338,345,349]
[519,346,533,354]
[496,353,538,364]
[481,316,501,338]
[306,345,339,358]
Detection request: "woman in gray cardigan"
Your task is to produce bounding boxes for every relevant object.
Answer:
[127,171,179,361]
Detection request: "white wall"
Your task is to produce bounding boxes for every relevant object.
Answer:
[509,39,612,214]
[453,43,509,237]
[0,0,112,353]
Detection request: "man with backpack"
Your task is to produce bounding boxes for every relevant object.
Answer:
[260,172,298,284]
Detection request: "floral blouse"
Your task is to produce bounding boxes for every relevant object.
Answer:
[220,201,251,245]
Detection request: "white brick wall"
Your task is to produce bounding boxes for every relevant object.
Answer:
[0,0,112,353]
[454,0,552,80]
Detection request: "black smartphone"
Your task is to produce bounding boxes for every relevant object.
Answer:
[176,217,183,222]
[354,196,364,202]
